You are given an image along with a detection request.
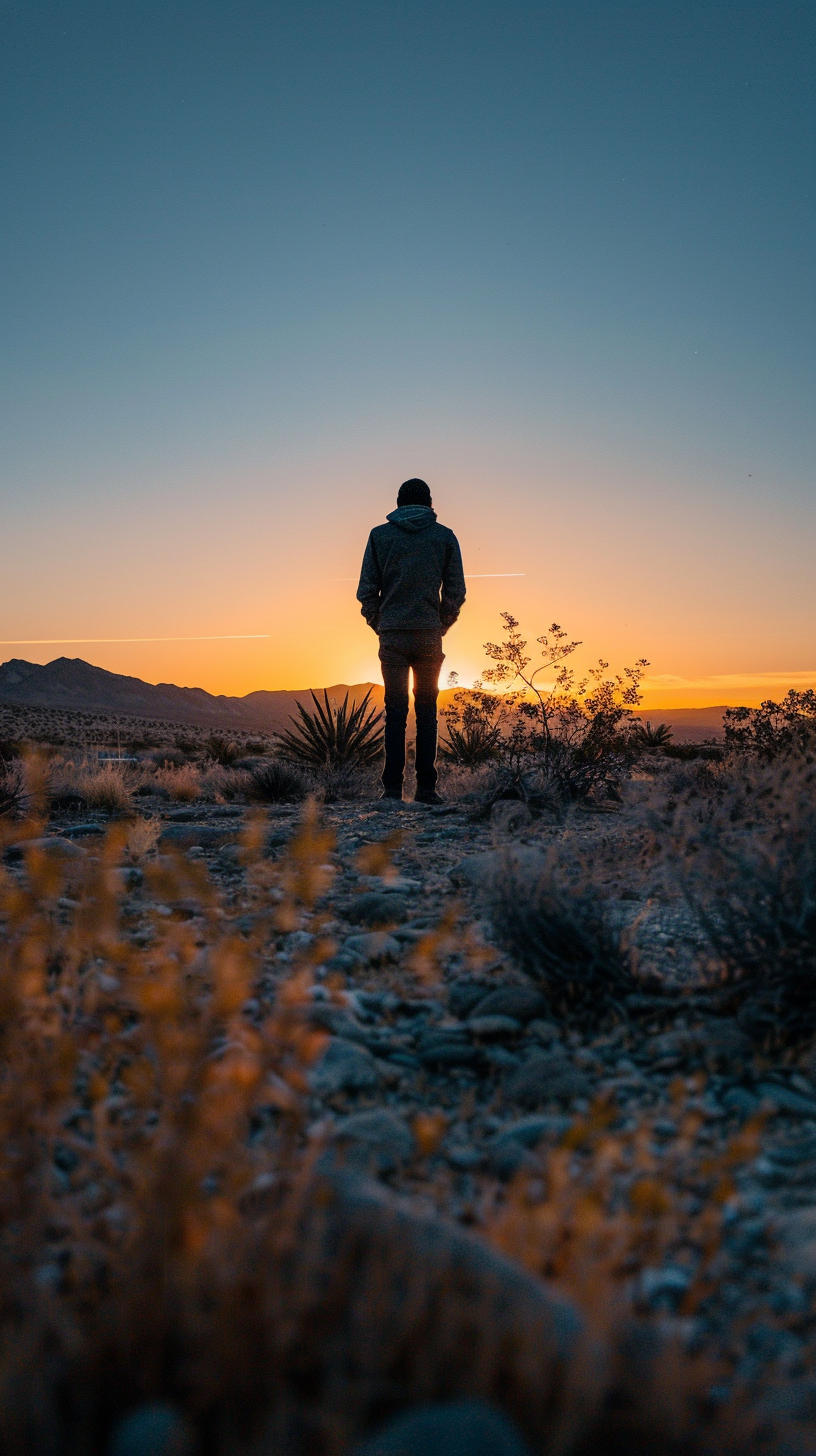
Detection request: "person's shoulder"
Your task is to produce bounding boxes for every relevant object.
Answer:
[432,521,459,542]
[369,520,393,539]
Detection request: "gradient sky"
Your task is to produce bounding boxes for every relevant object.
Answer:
[2,0,814,706]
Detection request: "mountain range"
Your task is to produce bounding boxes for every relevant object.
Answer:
[0,657,384,734]
[0,656,727,741]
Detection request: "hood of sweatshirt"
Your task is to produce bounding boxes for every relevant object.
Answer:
[386,505,437,533]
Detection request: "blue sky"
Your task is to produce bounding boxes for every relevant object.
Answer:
[1,0,814,698]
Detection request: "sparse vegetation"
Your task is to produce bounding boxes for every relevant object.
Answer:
[247,759,309,803]
[445,613,647,810]
[276,689,384,768]
[0,761,28,819]
[631,720,674,748]
[47,759,135,815]
[205,732,243,766]
[724,689,816,758]
[487,849,639,1024]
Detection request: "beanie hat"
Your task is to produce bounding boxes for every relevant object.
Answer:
[397,478,432,507]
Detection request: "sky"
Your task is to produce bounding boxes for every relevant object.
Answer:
[1,0,814,707]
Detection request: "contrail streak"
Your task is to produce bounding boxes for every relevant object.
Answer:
[0,634,271,645]
[328,572,526,582]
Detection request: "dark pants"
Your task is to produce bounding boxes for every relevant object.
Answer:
[378,630,445,794]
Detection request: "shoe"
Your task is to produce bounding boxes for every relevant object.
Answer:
[414,789,444,805]
[380,789,403,801]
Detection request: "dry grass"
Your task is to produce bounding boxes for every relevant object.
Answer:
[152,763,203,802]
[47,759,135,815]
[0,798,806,1454]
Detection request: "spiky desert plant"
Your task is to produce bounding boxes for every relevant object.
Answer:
[631,720,673,748]
[275,690,384,768]
[247,759,308,803]
[439,718,502,766]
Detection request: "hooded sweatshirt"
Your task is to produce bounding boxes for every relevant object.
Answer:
[356,506,466,634]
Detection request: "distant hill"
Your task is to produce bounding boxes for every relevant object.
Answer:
[0,657,383,734]
[630,707,727,743]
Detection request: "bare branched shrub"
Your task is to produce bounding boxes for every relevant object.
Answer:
[0,761,28,819]
[676,755,816,1045]
[486,851,639,1024]
[447,614,646,810]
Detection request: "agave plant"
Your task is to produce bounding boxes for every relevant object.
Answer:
[631,720,673,748]
[275,690,384,768]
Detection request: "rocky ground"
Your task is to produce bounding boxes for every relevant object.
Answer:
[11,783,816,1425]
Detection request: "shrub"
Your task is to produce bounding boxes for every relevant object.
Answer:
[309,762,381,802]
[0,762,28,819]
[275,689,384,768]
[205,733,242,766]
[47,761,134,815]
[0,738,23,764]
[152,764,201,802]
[724,689,816,758]
[247,760,308,803]
[487,850,639,1025]
[678,755,816,1045]
[439,716,502,766]
[446,614,647,807]
[631,720,673,748]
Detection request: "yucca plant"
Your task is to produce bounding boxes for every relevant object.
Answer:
[631,720,673,748]
[276,689,384,768]
[439,718,502,766]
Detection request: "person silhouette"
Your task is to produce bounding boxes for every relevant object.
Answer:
[357,478,466,803]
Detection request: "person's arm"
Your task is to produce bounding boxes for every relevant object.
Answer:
[356,532,382,632]
[440,533,466,633]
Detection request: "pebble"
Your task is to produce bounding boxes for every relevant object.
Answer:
[470,986,547,1023]
[503,1051,591,1108]
[756,1083,816,1117]
[467,1015,523,1040]
[108,1404,192,1456]
[347,891,409,926]
[343,931,402,965]
[5,836,87,861]
[331,1109,415,1174]
[309,1037,383,1095]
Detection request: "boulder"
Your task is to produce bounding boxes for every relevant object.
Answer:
[343,931,402,965]
[5,836,87,862]
[348,891,410,926]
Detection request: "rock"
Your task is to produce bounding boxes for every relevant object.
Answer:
[448,846,545,891]
[446,1145,483,1170]
[332,1109,415,1174]
[353,1400,532,1456]
[448,979,495,1019]
[360,875,422,893]
[721,1086,761,1118]
[5,836,87,862]
[108,1403,192,1456]
[639,1265,692,1310]
[159,824,236,848]
[644,1021,752,1073]
[471,986,547,1023]
[487,1115,571,1178]
[503,1052,591,1108]
[756,1082,816,1117]
[60,822,105,838]
[418,1040,481,1069]
[309,1168,582,1426]
[343,931,402,965]
[348,891,410,926]
[310,1038,383,1095]
[467,1015,523,1040]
